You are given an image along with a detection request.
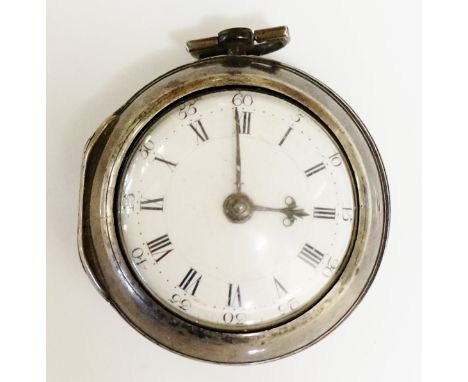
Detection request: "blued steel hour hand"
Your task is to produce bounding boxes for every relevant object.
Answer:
[253,196,309,227]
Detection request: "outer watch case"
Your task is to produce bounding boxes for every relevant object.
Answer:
[78,26,390,364]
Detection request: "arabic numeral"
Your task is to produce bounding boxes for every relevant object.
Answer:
[291,113,303,123]
[122,193,135,214]
[322,257,340,277]
[170,294,191,311]
[329,153,342,167]
[342,207,354,221]
[223,312,246,324]
[139,139,154,158]
[278,298,299,313]
[232,92,253,106]
[178,100,197,120]
[131,247,147,267]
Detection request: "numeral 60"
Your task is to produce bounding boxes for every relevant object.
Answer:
[232,93,253,106]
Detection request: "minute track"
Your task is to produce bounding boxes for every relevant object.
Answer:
[81,26,389,363]
[118,88,357,331]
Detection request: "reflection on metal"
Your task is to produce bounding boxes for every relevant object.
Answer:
[78,26,390,364]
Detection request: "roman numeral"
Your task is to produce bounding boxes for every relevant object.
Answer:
[313,207,336,219]
[146,234,173,263]
[237,110,252,134]
[227,283,242,307]
[154,156,177,170]
[305,162,326,177]
[140,197,164,211]
[278,127,293,146]
[178,268,202,296]
[298,243,325,268]
[273,277,288,298]
[189,119,209,142]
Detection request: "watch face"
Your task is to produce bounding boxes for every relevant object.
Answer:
[116,88,357,331]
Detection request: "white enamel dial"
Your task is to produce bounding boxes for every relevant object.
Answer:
[117,89,356,330]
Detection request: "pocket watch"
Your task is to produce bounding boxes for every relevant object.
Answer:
[78,26,390,364]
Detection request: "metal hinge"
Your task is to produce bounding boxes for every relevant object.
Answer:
[186,26,290,59]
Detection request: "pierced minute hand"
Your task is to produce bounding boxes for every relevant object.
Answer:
[252,196,309,227]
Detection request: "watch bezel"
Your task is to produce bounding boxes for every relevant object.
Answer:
[78,55,390,364]
[113,85,360,333]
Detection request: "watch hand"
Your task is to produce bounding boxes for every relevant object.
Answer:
[234,107,242,193]
[252,196,309,227]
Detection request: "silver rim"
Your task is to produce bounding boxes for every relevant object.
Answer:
[78,55,390,364]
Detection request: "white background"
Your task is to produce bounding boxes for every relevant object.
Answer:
[46,1,420,381]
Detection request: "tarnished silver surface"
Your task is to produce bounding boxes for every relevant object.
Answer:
[187,26,290,59]
[78,32,390,364]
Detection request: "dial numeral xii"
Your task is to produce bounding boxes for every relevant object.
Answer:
[237,109,252,134]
